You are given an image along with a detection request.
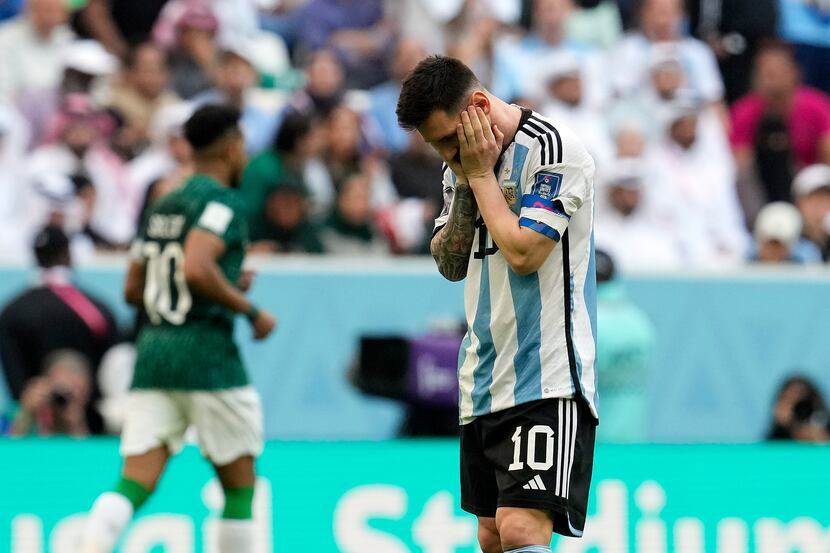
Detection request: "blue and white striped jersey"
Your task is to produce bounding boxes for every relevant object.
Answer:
[434,108,598,423]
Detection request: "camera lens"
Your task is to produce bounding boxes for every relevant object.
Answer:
[49,389,72,408]
[793,398,815,422]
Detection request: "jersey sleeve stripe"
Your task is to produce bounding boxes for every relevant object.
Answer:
[521,125,549,166]
[519,125,548,163]
[538,135,551,166]
[526,119,555,165]
[530,116,563,164]
[525,119,546,135]
[551,126,563,164]
[525,120,554,165]
[545,133,554,166]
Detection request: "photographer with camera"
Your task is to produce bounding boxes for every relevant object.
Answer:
[768,375,830,443]
[0,224,118,434]
[11,350,92,436]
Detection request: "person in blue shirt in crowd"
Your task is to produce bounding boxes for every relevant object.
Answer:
[367,38,426,154]
[779,0,830,96]
[0,0,23,21]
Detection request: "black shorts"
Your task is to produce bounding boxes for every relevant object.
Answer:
[460,398,597,538]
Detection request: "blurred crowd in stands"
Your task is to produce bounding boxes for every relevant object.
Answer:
[4,0,830,441]
[0,0,829,269]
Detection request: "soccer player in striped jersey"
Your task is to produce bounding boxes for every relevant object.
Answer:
[397,56,598,553]
[79,105,276,553]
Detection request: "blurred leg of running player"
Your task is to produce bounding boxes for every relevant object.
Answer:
[214,456,256,552]
[80,447,169,553]
[80,452,256,553]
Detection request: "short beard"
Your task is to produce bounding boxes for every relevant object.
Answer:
[228,169,242,189]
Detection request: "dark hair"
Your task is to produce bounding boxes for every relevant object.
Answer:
[70,173,93,194]
[396,55,480,131]
[273,109,316,154]
[137,177,165,227]
[33,225,70,268]
[595,249,615,283]
[125,42,166,70]
[268,173,309,198]
[767,375,829,440]
[773,376,826,407]
[183,104,241,151]
[636,0,681,17]
[219,48,252,65]
[755,39,797,65]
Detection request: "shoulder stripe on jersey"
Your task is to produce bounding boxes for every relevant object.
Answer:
[530,116,563,164]
[532,120,558,166]
[524,120,554,165]
[561,230,583,399]
[520,126,549,166]
[538,134,551,166]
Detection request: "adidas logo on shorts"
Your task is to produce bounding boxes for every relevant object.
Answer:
[523,475,546,491]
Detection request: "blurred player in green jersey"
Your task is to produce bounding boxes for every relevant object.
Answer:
[79,105,276,553]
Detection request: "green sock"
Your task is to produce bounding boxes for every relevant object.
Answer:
[113,478,152,511]
[222,486,254,519]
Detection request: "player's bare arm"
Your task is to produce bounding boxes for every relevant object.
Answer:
[459,106,557,275]
[183,229,276,340]
[123,260,146,307]
[430,183,478,282]
[237,268,256,292]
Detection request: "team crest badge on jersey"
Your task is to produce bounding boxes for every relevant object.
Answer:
[533,172,563,199]
[501,180,518,206]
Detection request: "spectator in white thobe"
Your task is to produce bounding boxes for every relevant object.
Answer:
[646,94,749,267]
[0,0,74,104]
[595,158,683,271]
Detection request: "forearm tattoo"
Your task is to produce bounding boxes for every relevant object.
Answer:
[431,183,478,281]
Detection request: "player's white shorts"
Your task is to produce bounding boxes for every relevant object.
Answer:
[120,386,264,466]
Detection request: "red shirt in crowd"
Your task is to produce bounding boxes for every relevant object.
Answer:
[730,86,830,168]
